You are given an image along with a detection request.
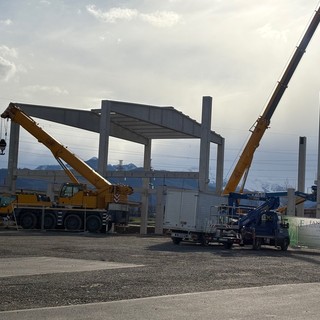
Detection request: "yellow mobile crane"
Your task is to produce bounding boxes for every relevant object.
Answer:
[223,6,320,195]
[0,103,133,232]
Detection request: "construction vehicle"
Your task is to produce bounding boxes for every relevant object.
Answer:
[165,6,320,249]
[218,194,290,251]
[165,187,317,250]
[223,5,320,195]
[0,103,133,232]
[164,189,291,250]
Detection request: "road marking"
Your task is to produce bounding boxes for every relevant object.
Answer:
[0,257,143,277]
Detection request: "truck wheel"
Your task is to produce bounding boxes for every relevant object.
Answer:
[172,237,181,245]
[20,212,37,229]
[280,238,289,251]
[107,221,113,232]
[86,215,102,233]
[64,214,82,231]
[253,238,261,250]
[44,213,57,229]
[223,242,233,249]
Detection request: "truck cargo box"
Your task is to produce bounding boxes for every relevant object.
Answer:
[163,189,225,232]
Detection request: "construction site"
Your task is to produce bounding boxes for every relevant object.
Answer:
[1,3,320,319]
[1,5,320,250]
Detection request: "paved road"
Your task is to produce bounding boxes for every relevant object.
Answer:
[1,283,319,320]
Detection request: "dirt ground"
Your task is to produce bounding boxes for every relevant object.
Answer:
[1,230,320,312]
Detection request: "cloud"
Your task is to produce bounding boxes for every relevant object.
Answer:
[86,6,138,23]
[23,85,69,96]
[0,46,17,81]
[140,11,180,27]
[0,19,12,26]
[86,5,180,27]
[0,45,17,58]
[256,23,288,42]
[0,56,16,81]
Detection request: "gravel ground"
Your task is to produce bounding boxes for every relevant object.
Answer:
[1,230,320,312]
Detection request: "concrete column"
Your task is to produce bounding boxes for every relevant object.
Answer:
[140,140,152,235]
[98,101,111,177]
[6,122,20,193]
[198,96,212,192]
[297,137,306,217]
[46,183,55,202]
[155,185,166,234]
[287,188,296,216]
[216,138,225,195]
[317,105,320,218]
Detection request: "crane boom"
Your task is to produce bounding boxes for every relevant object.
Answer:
[223,6,320,195]
[0,104,134,232]
[1,103,112,192]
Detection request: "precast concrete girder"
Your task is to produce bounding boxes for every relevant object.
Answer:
[14,103,148,145]
[15,169,199,182]
[98,100,224,144]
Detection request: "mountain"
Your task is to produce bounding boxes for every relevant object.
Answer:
[0,158,295,194]
[244,178,290,193]
[35,158,138,172]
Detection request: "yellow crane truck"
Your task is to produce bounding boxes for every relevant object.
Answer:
[0,103,133,232]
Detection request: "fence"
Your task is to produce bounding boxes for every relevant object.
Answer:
[287,217,320,248]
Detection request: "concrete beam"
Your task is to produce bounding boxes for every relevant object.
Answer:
[15,169,199,180]
[15,103,148,145]
[104,100,224,144]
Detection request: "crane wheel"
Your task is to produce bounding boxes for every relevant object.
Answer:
[20,212,37,229]
[86,215,102,233]
[64,214,82,231]
[43,213,57,229]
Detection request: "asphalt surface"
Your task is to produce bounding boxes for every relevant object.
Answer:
[2,283,320,320]
[1,230,320,315]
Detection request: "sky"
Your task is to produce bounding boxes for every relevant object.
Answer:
[1,0,320,192]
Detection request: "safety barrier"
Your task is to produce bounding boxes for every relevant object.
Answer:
[287,217,320,248]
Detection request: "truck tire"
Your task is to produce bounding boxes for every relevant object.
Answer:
[280,238,289,251]
[64,214,82,231]
[223,242,233,249]
[86,215,102,233]
[253,238,261,250]
[20,212,37,229]
[44,213,57,229]
[172,237,181,245]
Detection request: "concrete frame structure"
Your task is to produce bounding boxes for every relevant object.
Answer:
[5,97,225,234]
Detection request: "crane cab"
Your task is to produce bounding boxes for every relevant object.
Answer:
[58,183,98,209]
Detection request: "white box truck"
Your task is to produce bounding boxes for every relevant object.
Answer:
[163,189,239,247]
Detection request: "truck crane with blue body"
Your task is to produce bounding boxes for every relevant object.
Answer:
[0,103,133,232]
[166,5,320,250]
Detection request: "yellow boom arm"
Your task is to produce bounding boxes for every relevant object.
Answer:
[1,103,132,198]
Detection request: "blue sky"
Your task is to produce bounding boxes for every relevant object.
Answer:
[1,0,320,191]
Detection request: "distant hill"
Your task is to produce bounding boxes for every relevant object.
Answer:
[0,159,204,204]
[0,157,299,195]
